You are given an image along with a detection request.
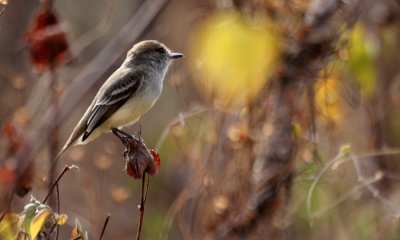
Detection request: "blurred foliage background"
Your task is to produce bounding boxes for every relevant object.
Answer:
[1,0,400,239]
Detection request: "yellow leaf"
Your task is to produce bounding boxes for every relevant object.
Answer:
[0,213,20,240]
[30,208,52,239]
[71,226,80,239]
[347,23,377,98]
[57,214,68,225]
[189,11,281,107]
[315,73,342,125]
[292,123,302,138]
[72,218,88,240]
[339,144,351,155]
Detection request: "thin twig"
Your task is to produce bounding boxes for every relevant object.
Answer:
[0,5,5,16]
[349,152,363,181]
[322,149,400,170]
[306,153,346,225]
[136,173,148,240]
[72,0,114,56]
[99,213,111,240]
[0,189,15,223]
[55,184,60,240]
[307,0,344,28]
[307,149,400,223]
[144,172,150,202]
[349,154,400,215]
[356,149,400,159]
[155,106,208,150]
[43,165,79,204]
[48,68,61,238]
[0,213,5,224]
[45,213,59,239]
[310,174,382,218]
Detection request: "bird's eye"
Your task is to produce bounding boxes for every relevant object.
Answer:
[156,47,166,54]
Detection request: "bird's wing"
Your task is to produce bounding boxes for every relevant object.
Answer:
[82,70,145,141]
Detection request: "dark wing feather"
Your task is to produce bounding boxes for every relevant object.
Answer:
[82,70,145,141]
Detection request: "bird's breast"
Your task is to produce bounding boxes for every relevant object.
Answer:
[102,77,162,129]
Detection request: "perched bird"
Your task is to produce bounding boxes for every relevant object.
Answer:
[56,40,183,160]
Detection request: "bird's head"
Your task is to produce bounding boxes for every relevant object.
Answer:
[125,40,184,70]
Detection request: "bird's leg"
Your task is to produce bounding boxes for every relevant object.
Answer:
[112,128,133,143]
[112,128,134,158]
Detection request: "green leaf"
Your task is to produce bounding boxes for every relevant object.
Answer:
[0,213,20,240]
[30,208,52,239]
[21,195,47,235]
[21,203,37,235]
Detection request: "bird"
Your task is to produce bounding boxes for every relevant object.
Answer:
[55,40,183,161]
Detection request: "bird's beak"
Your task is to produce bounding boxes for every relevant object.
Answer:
[169,52,184,59]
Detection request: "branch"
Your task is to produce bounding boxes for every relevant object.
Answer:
[111,129,155,239]
[349,154,400,216]
[42,165,79,204]
[136,174,150,240]
[0,4,5,16]
[155,106,208,150]
[72,0,114,56]
[99,213,111,240]
[306,153,347,225]
[307,149,400,221]
[306,0,344,28]
[310,174,382,218]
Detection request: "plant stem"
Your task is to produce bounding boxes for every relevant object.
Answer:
[99,213,111,240]
[136,173,149,240]
[43,165,76,204]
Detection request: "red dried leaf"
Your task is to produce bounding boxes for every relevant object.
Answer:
[122,137,155,179]
[150,149,161,173]
[124,140,157,179]
[125,163,136,178]
[25,8,70,72]
[112,129,160,179]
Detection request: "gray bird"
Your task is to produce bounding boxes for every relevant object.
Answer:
[56,40,183,160]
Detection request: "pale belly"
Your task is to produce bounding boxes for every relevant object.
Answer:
[104,95,154,128]
[81,89,159,144]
